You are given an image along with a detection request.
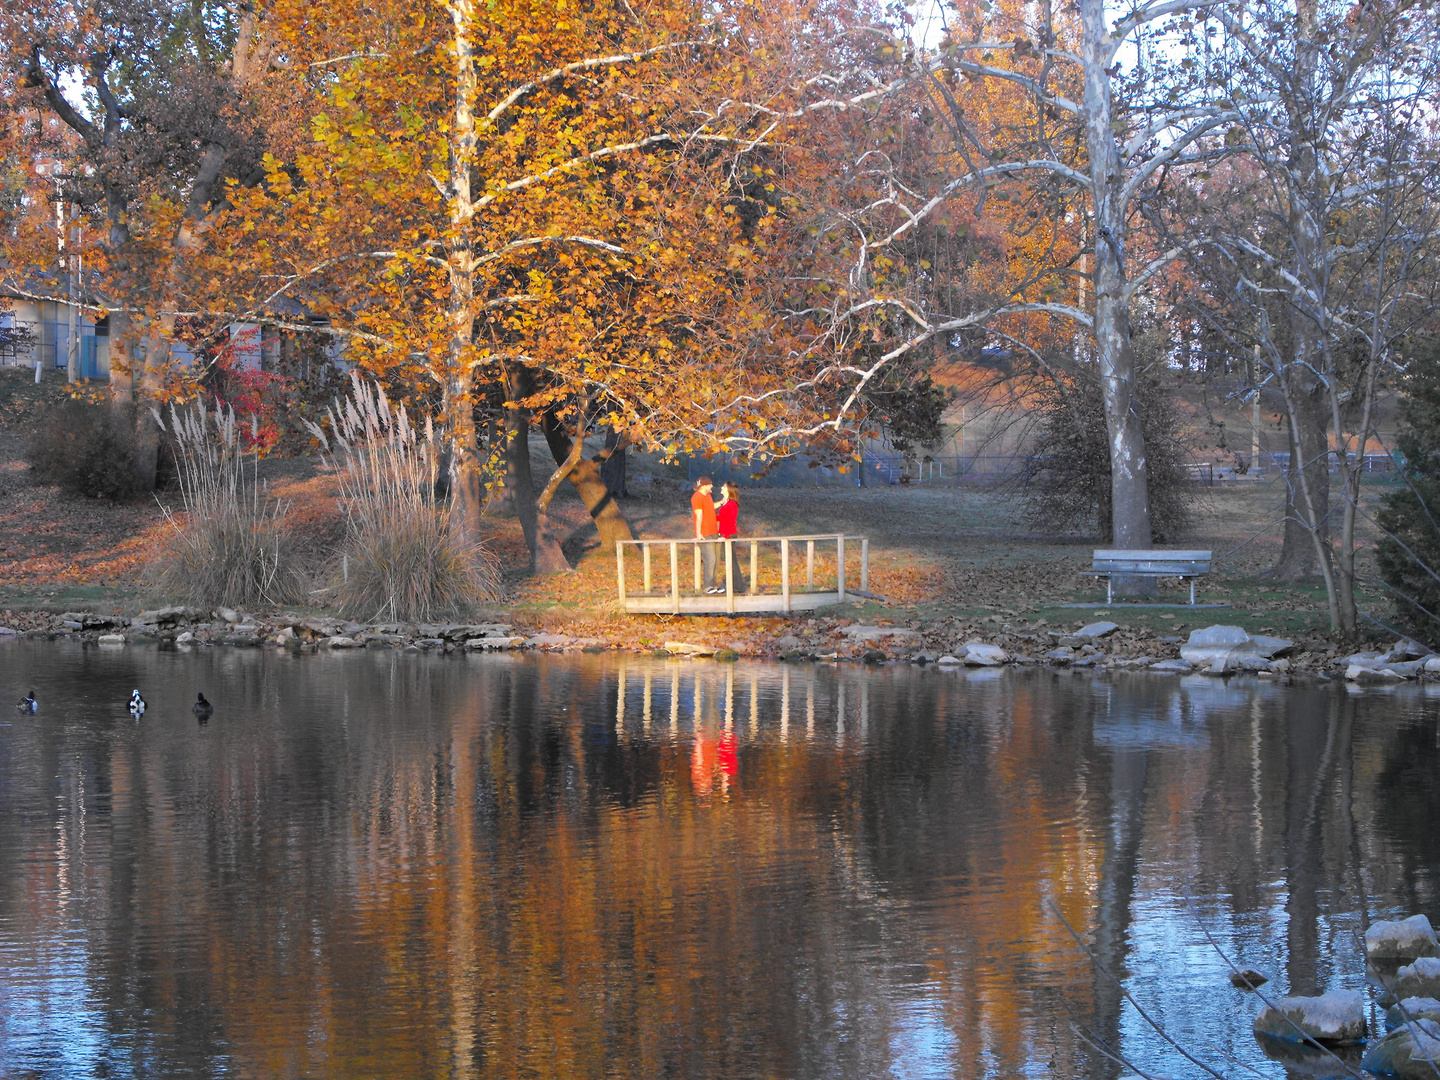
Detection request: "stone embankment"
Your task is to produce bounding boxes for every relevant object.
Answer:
[0,608,1435,683]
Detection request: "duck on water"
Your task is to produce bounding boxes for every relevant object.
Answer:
[193,693,213,720]
[16,691,36,714]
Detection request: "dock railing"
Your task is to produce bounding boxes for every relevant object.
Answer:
[616,534,869,615]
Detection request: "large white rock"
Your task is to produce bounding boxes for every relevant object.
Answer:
[1361,1018,1440,1079]
[1347,664,1410,683]
[664,641,715,656]
[525,634,575,648]
[1149,658,1194,673]
[1187,625,1252,647]
[961,641,1008,666]
[1074,621,1119,639]
[1385,998,1440,1032]
[1394,958,1440,1002]
[1248,635,1295,658]
[1252,990,1367,1045]
[839,625,921,643]
[1182,625,1293,667]
[1367,916,1440,961]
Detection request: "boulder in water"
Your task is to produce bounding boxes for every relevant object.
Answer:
[1230,968,1269,990]
[1367,916,1439,962]
[1252,990,1366,1045]
[1385,998,1440,1033]
[1361,1018,1440,1079]
[1393,958,1440,1002]
[961,641,1007,666]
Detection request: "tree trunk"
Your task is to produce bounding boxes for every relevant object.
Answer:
[449,379,486,542]
[1270,380,1329,580]
[108,307,134,419]
[600,427,627,498]
[1079,0,1151,573]
[504,372,568,573]
[131,318,171,492]
[539,410,634,552]
[1269,0,1330,585]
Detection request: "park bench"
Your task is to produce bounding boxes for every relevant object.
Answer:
[1086,549,1213,605]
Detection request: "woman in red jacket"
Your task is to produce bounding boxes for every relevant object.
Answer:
[714,482,748,594]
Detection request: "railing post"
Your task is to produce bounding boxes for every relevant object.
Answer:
[837,534,846,601]
[616,542,627,607]
[749,540,758,595]
[781,538,791,613]
[725,539,735,613]
[670,541,680,614]
[861,537,869,593]
[692,541,701,593]
[806,539,814,591]
[643,543,652,595]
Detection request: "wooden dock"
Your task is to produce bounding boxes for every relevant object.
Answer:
[616,534,869,615]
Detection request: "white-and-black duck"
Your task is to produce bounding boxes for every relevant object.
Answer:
[16,691,37,714]
[128,690,146,717]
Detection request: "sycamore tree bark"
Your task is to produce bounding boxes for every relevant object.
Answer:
[1079,0,1150,553]
[442,0,488,545]
[1267,0,1330,583]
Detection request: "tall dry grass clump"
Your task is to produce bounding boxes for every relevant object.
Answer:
[152,401,304,607]
[307,374,499,622]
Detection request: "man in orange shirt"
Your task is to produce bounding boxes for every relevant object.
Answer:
[691,476,720,593]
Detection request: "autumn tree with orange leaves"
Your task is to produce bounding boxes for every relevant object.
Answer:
[202,0,916,570]
[0,0,313,488]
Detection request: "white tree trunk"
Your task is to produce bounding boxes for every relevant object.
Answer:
[1079,0,1151,554]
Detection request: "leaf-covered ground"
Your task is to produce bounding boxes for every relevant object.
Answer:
[0,366,1395,656]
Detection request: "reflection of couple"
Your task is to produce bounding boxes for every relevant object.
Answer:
[690,476,748,594]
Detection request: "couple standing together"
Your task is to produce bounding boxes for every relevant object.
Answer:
[691,477,747,594]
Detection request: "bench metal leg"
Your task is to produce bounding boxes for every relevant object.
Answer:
[1106,578,1113,605]
[1189,579,1195,605]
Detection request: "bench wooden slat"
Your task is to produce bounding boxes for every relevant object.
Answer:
[1091,560,1210,576]
[1092,549,1211,562]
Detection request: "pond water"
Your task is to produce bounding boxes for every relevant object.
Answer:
[0,641,1437,1079]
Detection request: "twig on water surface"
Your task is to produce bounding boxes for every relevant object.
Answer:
[1180,892,1368,1080]
[1044,898,1231,1080]
[1052,986,1173,1080]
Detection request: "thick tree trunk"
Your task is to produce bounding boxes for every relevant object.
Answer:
[504,372,569,573]
[108,307,134,419]
[449,379,485,542]
[132,319,171,492]
[1270,381,1329,580]
[1079,0,1151,576]
[539,410,634,552]
[600,428,627,498]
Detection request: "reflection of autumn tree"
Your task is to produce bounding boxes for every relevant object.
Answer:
[9,656,1439,1078]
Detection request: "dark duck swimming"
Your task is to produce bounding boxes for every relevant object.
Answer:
[192,692,213,719]
[16,690,36,713]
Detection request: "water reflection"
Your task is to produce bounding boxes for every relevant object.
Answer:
[0,643,1436,1079]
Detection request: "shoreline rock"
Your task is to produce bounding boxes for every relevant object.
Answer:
[0,610,1432,686]
[1253,990,1366,1045]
